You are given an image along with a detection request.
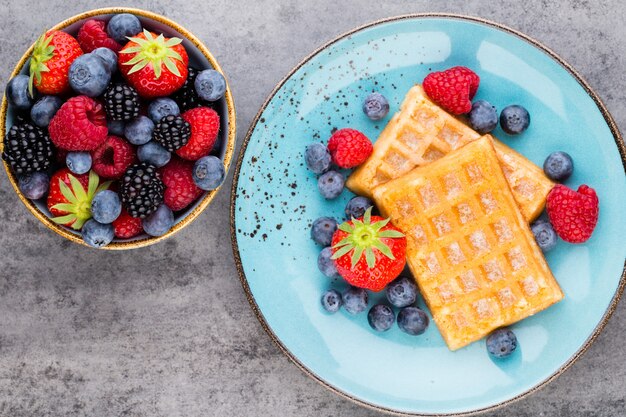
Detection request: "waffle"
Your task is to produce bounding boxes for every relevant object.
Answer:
[373,137,563,350]
[346,85,553,221]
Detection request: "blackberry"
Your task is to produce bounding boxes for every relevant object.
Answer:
[2,122,54,175]
[152,115,191,152]
[120,162,165,218]
[103,83,140,121]
[171,67,211,111]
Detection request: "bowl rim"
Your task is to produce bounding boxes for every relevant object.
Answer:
[229,12,626,417]
[0,7,237,250]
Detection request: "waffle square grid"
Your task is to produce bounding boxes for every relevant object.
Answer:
[373,137,563,350]
[347,85,553,221]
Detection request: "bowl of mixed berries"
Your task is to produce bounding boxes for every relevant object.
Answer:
[1,8,236,249]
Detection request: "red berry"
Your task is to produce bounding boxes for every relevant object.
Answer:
[113,208,144,239]
[160,157,204,211]
[118,31,188,98]
[91,136,136,179]
[327,128,373,168]
[331,208,406,292]
[546,184,599,243]
[176,107,220,160]
[77,19,122,53]
[47,168,110,230]
[30,31,83,95]
[423,66,480,115]
[49,96,108,151]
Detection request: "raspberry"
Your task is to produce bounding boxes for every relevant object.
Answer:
[176,107,220,160]
[327,128,373,168]
[77,20,122,53]
[423,66,480,115]
[49,96,108,151]
[160,157,204,211]
[91,136,136,179]
[546,184,599,243]
[112,208,143,239]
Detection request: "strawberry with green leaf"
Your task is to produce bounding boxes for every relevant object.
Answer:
[119,29,189,98]
[47,169,111,230]
[331,207,407,292]
[29,30,83,96]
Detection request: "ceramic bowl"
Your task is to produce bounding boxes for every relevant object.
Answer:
[0,7,236,249]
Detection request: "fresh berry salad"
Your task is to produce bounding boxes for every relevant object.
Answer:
[306,66,599,358]
[2,12,228,248]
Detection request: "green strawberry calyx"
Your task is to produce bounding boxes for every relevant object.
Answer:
[50,171,111,230]
[29,32,55,97]
[331,207,404,269]
[120,29,184,79]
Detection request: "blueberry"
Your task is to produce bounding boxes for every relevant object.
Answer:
[386,276,418,308]
[92,47,118,73]
[368,304,395,331]
[305,143,331,174]
[107,120,125,136]
[192,156,225,190]
[397,306,429,335]
[138,141,171,168]
[531,219,558,252]
[18,172,49,199]
[469,100,498,134]
[82,219,115,248]
[500,105,530,135]
[317,246,338,278]
[318,170,344,199]
[90,190,122,224]
[486,328,518,358]
[345,196,374,219]
[125,115,154,145]
[194,69,226,101]
[142,204,174,237]
[363,92,389,120]
[148,98,180,123]
[69,54,111,97]
[321,289,342,313]
[543,151,573,182]
[311,217,338,246]
[6,75,34,110]
[30,95,63,127]
[66,152,92,175]
[342,286,368,314]
[107,13,142,44]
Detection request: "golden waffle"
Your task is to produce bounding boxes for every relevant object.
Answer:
[373,137,563,350]
[346,85,553,221]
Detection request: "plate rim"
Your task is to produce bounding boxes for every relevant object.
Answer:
[230,13,626,416]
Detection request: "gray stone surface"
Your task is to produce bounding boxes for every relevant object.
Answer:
[0,0,624,415]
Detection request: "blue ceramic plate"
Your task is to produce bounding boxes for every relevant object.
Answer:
[231,15,626,415]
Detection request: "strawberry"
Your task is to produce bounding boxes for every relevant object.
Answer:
[546,184,599,243]
[47,169,111,230]
[29,30,83,96]
[91,136,136,179]
[327,128,373,168]
[423,66,480,115]
[118,30,188,98]
[49,96,108,151]
[331,208,406,292]
[77,19,122,53]
[160,157,204,211]
[112,208,143,239]
[176,107,220,160]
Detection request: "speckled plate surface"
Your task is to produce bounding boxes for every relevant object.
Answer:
[230,14,626,416]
